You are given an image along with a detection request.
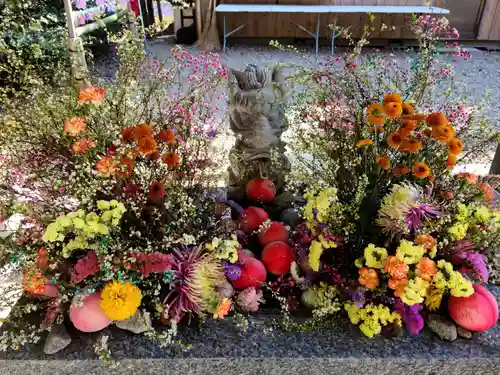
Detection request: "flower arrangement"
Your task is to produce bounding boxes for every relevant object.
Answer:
[0,13,499,358]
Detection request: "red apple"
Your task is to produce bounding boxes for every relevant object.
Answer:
[239,206,269,233]
[448,284,499,332]
[69,292,112,332]
[245,178,276,203]
[258,221,289,246]
[231,257,267,289]
[261,241,296,276]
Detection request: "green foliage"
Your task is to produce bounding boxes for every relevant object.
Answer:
[0,0,69,102]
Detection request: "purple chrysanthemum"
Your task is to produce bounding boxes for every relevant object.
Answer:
[224,263,241,281]
[405,203,442,232]
[452,246,489,283]
[394,299,424,335]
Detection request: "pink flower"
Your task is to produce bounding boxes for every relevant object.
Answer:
[236,287,264,313]
[71,251,100,284]
[134,252,173,277]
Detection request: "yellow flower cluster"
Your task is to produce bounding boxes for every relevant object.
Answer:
[364,244,388,269]
[344,302,401,338]
[100,280,142,321]
[434,260,474,297]
[42,200,126,257]
[304,282,341,318]
[448,222,469,241]
[395,240,425,265]
[308,235,337,272]
[205,235,240,263]
[401,277,429,306]
[303,187,338,227]
[425,284,445,311]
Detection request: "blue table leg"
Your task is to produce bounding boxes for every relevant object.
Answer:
[315,16,320,56]
[331,16,337,55]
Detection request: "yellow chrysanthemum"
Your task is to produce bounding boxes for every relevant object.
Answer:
[425,285,445,311]
[100,280,142,321]
[396,240,425,265]
[448,222,468,241]
[308,236,337,272]
[364,244,388,269]
[400,277,429,306]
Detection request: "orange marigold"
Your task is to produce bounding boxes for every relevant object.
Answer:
[448,137,463,156]
[384,256,409,280]
[393,164,409,176]
[400,136,423,153]
[368,125,385,133]
[214,298,232,319]
[415,257,438,281]
[402,103,415,116]
[384,102,403,118]
[158,129,176,144]
[64,117,86,136]
[368,115,386,125]
[162,151,181,166]
[422,128,432,137]
[425,112,448,127]
[398,126,412,138]
[387,131,404,149]
[402,119,418,130]
[402,114,427,121]
[23,269,48,295]
[133,124,154,141]
[376,155,391,170]
[138,137,158,156]
[446,153,457,169]
[367,103,385,115]
[416,234,436,251]
[122,127,135,143]
[72,138,96,153]
[358,268,379,289]
[480,183,495,202]
[388,277,408,293]
[96,156,117,177]
[77,86,106,105]
[356,139,373,148]
[431,124,455,142]
[456,172,478,185]
[412,162,431,178]
[147,151,161,161]
[119,153,136,177]
[383,93,402,105]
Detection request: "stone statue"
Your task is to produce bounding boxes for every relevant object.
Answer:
[227,64,291,197]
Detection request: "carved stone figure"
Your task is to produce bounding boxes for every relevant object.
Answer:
[227,64,291,196]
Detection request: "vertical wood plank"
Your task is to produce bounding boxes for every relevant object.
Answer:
[477,0,498,40]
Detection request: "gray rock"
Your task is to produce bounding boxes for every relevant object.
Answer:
[43,324,71,355]
[115,310,152,334]
[281,208,302,228]
[427,314,457,341]
[457,326,473,339]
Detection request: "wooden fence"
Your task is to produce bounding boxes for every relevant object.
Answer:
[477,0,500,40]
[216,0,484,40]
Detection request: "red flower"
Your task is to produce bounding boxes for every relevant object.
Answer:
[133,252,173,277]
[71,251,100,284]
[36,247,49,271]
[148,181,166,203]
[162,152,180,166]
[158,129,175,144]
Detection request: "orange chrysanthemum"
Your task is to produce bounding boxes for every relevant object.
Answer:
[431,124,455,142]
[376,155,391,170]
[412,162,431,178]
[158,129,176,144]
[358,268,379,290]
[416,234,436,251]
[368,115,386,126]
[383,93,402,105]
[387,131,404,149]
[77,86,106,105]
[96,156,117,177]
[384,102,403,118]
[402,119,418,131]
[448,137,463,156]
[425,112,448,127]
[356,139,373,148]
[415,257,438,281]
[400,136,423,153]
[23,269,48,295]
[214,298,232,319]
[446,153,457,169]
[402,103,415,116]
[133,124,154,141]
[64,117,86,136]
[138,137,158,156]
[388,277,408,294]
[384,256,409,280]
[393,164,409,176]
[72,138,96,153]
[456,172,478,185]
[368,125,385,133]
[162,151,180,166]
[480,183,495,202]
